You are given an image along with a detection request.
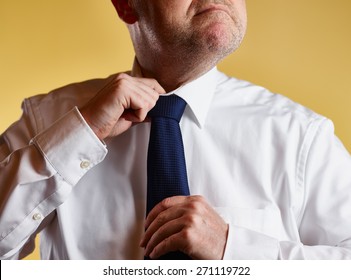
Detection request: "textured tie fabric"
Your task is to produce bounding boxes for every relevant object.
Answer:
[146,94,191,260]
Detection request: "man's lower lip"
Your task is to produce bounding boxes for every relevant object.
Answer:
[196,9,228,16]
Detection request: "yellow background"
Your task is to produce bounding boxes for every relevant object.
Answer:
[0,0,350,260]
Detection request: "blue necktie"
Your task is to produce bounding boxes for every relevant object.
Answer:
[146,95,191,260]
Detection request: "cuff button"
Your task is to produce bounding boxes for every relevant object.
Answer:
[80,160,91,169]
[32,213,42,221]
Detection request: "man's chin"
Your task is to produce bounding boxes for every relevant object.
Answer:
[202,23,241,55]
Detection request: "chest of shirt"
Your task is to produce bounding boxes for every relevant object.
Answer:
[64,112,303,244]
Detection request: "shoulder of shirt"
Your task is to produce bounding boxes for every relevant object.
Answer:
[214,71,327,124]
[20,74,118,133]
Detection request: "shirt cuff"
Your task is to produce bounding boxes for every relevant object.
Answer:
[31,107,107,186]
[223,224,280,260]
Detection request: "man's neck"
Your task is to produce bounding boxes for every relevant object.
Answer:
[134,56,217,92]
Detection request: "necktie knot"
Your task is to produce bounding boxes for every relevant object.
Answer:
[148,95,187,123]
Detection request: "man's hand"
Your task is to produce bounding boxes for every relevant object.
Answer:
[80,73,165,140]
[140,195,229,260]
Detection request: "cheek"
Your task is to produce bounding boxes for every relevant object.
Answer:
[137,0,193,42]
[151,0,191,22]
[150,11,185,35]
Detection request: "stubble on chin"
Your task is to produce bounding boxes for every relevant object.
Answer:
[178,13,246,66]
[203,12,245,52]
[154,7,246,71]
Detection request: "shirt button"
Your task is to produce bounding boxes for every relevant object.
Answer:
[32,213,42,221]
[80,160,91,169]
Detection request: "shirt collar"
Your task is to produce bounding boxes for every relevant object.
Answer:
[131,58,218,128]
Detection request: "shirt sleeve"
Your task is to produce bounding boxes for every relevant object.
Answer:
[221,119,351,259]
[0,107,107,259]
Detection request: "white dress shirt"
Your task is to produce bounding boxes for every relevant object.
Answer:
[1,67,351,260]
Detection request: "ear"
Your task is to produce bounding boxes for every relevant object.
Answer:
[111,0,138,24]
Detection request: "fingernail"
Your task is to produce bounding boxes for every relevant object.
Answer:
[144,245,151,256]
[149,250,155,259]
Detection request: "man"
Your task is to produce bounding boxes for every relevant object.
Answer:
[0,0,350,260]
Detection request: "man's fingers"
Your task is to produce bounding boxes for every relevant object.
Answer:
[141,205,185,247]
[122,75,166,122]
[81,71,166,140]
[133,76,166,95]
[141,196,206,256]
[143,218,184,257]
[117,81,160,122]
[148,231,190,259]
[117,73,166,95]
[141,195,228,260]
[144,196,188,229]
